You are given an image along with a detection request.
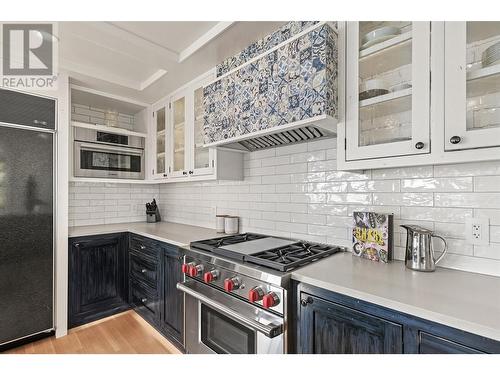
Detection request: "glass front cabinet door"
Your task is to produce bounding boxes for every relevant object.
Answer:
[190,75,215,177]
[170,91,189,178]
[345,21,431,161]
[445,22,500,151]
[153,104,169,178]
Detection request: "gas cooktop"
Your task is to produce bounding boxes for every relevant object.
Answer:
[190,233,344,272]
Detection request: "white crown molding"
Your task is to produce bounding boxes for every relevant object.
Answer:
[178,21,234,62]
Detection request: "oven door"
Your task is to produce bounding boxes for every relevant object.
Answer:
[178,280,284,354]
[74,141,144,179]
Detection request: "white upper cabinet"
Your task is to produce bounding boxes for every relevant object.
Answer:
[345,21,431,161]
[445,22,500,151]
[152,70,242,182]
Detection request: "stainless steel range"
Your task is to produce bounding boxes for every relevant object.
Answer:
[176,233,345,354]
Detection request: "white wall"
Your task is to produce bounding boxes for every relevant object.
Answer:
[157,138,500,277]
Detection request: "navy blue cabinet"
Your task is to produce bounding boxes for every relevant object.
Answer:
[68,233,129,328]
[299,293,403,354]
[128,234,184,351]
[296,282,500,354]
[160,244,184,348]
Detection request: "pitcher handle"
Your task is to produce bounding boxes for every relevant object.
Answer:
[432,235,448,264]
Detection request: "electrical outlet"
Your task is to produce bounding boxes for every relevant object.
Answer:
[465,217,489,245]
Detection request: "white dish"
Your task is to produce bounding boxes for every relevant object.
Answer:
[360,78,389,92]
[361,35,399,50]
[361,26,401,50]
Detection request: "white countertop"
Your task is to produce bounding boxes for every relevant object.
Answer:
[69,222,500,342]
[292,252,500,342]
[68,221,223,247]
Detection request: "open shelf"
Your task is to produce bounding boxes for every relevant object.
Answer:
[71,121,147,138]
[359,32,412,79]
[467,64,500,98]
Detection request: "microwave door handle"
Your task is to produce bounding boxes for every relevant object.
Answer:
[77,142,143,155]
[176,281,283,338]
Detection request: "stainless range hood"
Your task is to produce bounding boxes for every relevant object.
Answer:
[202,21,339,151]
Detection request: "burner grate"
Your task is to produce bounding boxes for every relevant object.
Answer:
[245,242,344,272]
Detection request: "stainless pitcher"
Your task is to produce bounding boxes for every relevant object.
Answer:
[401,225,448,272]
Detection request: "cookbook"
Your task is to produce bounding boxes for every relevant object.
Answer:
[352,212,393,263]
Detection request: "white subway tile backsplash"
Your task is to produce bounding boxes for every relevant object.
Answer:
[373,193,433,207]
[401,177,473,192]
[474,176,500,192]
[69,138,500,276]
[435,193,500,208]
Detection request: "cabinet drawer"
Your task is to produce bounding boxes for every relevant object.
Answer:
[130,252,158,289]
[419,332,485,354]
[130,280,158,317]
[129,235,160,259]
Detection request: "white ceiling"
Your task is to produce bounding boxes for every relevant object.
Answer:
[59,21,285,104]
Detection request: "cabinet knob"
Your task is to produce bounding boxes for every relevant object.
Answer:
[300,297,313,307]
[74,243,80,248]
[415,142,425,150]
[189,170,194,175]
[141,298,147,303]
[141,268,147,274]
[450,136,462,144]
[182,171,187,175]
[139,245,146,250]
[163,173,168,177]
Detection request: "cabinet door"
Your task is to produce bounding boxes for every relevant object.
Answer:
[445,22,500,151]
[419,332,485,354]
[153,104,169,178]
[69,234,128,328]
[299,293,403,354]
[345,22,431,161]
[170,91,190,178]
[190,75,215,177]
[160,245,184,347]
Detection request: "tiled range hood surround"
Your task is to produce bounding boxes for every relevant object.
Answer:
[203,21,338,151]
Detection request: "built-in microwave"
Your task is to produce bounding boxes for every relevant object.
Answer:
[73,128,145,180]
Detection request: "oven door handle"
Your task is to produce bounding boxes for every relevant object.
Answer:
[177,281,283,338]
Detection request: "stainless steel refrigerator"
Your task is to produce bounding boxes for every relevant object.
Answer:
[0,88,56,348]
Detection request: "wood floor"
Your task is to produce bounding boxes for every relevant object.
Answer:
[5,310,182,354]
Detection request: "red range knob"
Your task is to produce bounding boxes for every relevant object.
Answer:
[181,264,190,274]
[203,270,219,283]
[189,264,203,277]
[262,292,280,308]
[224,277,240,292]
[248,287,264,303]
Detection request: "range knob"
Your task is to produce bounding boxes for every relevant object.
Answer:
[224,277,241,292]
[181,262,194,274]
[262,292,280,308]
[248,286,265,303]
[189,264,204,277]
[203,270,219,283]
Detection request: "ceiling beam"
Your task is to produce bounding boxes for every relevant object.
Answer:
[139,69,168,90]
[99,22,179,62]
[61,58,143,90]
[178,21,234,62]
